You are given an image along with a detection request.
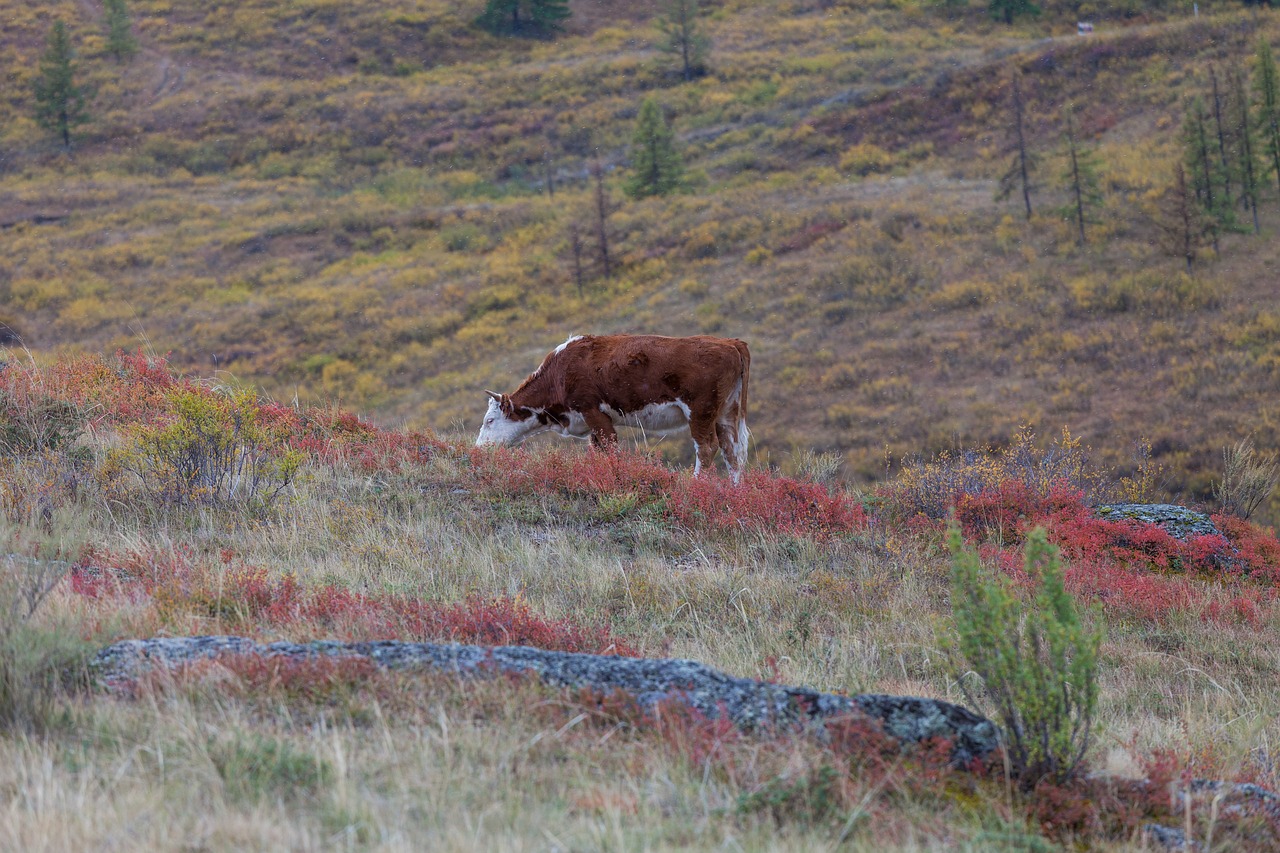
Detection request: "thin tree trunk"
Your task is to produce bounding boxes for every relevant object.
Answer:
[1012,70,1032,219]
[570,221,585,297]
[1067,123,1086,245]
[1210,66,1235,207]
[592,160,612,278]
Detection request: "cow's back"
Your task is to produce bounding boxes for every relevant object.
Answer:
[557,335,745,411]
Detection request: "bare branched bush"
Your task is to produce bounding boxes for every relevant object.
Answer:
[784,448,844,487]
[890,426,1107,519]
[1214,438,1280,520]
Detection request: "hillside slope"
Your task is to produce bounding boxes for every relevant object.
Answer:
[3,0,1280,508]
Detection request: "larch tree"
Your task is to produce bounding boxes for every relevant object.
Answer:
[989,0,1039,25]
[1180,96,1225,250]
[1058,106,1103,246]
[34,20,90,151]
[476,0,571,37]
[1228,62,1261,233]
[658,0,710,82]
[1253,37,1280,196]
[1156,162,1214,273]
[997,65,1036,219]
[591,159,614,278]
[104,0,138,61]
[624,97,683,200]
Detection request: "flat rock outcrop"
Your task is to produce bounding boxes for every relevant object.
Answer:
[1093,504,1222,540]
[94,636,999,766]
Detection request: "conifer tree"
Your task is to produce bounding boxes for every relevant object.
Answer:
[1228,63,1261,233]
[1209,65,1236,209]
[624,98,683,200]
[34,20,89,151]
[591,159,613,278]
[658,0,710,81]
[104,0,138,61]
[1253,37,1280,196]
[1156,163,1213,273]
[989,0,1039,25]
[1180,96,1226,250]
[1059,106,1103,246]
[996,65,1036,219]
[476,0,570,37]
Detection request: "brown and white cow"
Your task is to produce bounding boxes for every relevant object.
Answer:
[475,334,751,483]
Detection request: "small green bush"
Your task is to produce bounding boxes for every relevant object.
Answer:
[948,523,1101,788]
[119,387,301,511]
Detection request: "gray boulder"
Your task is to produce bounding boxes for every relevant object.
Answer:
[1093,504,1222,541]
[93,636,999,767]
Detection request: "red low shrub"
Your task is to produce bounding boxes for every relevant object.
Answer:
[70,547,638,656]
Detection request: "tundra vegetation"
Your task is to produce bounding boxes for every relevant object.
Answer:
[3,0,1280,846]
[0,350,1279,848]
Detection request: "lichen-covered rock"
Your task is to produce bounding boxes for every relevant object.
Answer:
[1093,503,1222,541]
[93,636,999,766]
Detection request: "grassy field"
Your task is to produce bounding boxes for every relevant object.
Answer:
[5,0,1280,848]
[0,353,1279,849]
[3,1,1280,512]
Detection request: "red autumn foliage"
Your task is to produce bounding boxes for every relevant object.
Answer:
[71,546,637,656]
[950,482,1280,627]
[468,445,868,540]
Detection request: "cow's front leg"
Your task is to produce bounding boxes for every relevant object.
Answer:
[582,409,618,449]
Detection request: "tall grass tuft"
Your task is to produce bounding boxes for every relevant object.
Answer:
[1214,438,1280,520]
[0,510,93,732]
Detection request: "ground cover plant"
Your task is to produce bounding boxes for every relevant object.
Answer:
[0,352,1278,849]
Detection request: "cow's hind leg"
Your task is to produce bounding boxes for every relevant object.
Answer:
[690,418,719,477]
[716,413,748,485]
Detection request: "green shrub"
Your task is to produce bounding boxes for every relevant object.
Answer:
[120,387,301,511]
[209,732,333,805]
[947,524,1101,788]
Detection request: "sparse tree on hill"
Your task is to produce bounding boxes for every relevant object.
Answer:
[591,159,614,278]
[34,20,90,151]
[1058,106,1103,246]
[624,98,683,200]
[476,0,571,37]
[658,0,710,82]
[1209,66,1236,210]
[1228,62,1261,233]
[104,0,138,61]
[569,221,586,297]
[1253,37,1280,196]
[996,65,1036,219]
[989,0,1039,25]
[1181,96,1226,250]
[1155,163,1214,273]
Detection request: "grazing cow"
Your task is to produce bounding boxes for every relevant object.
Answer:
[476,334,751,483]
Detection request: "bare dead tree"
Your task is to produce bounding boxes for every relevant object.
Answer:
[1156,162,1212,273]
[997,65,1036,219]
[569,221,585,297]
[591,158,613,279]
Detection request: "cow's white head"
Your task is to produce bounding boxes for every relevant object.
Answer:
[475,391,545,447]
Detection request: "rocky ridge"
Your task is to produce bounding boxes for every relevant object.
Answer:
[94,636,1000,766]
